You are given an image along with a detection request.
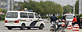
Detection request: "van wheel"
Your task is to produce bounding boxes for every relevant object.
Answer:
[20,24,25,30]
[39,24,44,30]
[7,27,12,30]
[27,27,31,29]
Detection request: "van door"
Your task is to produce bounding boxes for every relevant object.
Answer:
[20,12,28,21]
[28,13,39,27]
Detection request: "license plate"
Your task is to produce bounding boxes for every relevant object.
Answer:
[58,22,65,25]
[8,21,14,23]
[61,22,65,24]
[58,22,62,25]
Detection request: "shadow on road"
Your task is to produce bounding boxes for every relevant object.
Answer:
[12,28,42,30]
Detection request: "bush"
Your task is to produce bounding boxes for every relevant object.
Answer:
[58,16,62,19]
[41,16,49,19]
[80,14,82,17]
[0,15,5,20]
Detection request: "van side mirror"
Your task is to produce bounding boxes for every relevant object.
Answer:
[39,17,40,18]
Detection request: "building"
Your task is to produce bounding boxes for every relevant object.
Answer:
[79,0,82,15]
[0,0,7,8]
[14,0,24,10]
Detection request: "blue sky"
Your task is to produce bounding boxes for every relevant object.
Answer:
[14,0,77,6]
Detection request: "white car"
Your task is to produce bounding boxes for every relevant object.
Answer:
[64,14,74,25]
[64,14,74,22]
[4,11,45,30]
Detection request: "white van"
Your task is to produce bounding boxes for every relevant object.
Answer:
[4,11,45,30]
[64,14,74,22]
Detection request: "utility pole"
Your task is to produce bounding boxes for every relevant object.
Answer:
[72,0,75,15]
[8,0,10,11]
[8,0,14,11]
[73,4,75,15]
[11,0,14,11]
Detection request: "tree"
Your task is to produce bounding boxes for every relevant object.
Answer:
[0,8,7,20]
[63,5,73,14]
[75,0,79,14]
[0,8,4,12]
[17,0,64,15]
[40,1,63,14]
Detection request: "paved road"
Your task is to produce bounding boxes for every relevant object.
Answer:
[0,20,51,32]
[0,19,82,32]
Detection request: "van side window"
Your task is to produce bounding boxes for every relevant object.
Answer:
[20,12,28,18]
[28,13,34,18]
[35,14,40,18]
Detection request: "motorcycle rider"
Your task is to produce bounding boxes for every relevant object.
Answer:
[50,14,58,24]
[62,15,66,21]
[50,14,58,31]
[61,15,67,29]
[57,15,66,29]
[72,16,78,26]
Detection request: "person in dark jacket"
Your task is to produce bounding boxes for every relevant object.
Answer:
[50,14,58,23]
[62,15,66,21]
[50,14,58,31]
[77,16,80,27]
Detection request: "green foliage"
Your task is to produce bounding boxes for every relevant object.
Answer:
[0,15,5,20]
[58,16,62,19]
[63,5,73,14]
[80,14,82,17]
[41,16,49,19]
[75,0,79,14]
[18,0,64,14]
[0,8,4,12]
[0,9,7,20]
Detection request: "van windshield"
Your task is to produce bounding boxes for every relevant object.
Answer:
[66,15,73,19]
[6,12,18,18]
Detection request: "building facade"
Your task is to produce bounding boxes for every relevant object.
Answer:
[79,0,82,15]
[0,0,7,8]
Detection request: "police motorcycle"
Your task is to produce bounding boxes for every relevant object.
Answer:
[50,19,62,32]
[57,19,66,32]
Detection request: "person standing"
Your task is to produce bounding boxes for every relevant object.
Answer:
[77,16,80,28]
[72,16,78,26]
